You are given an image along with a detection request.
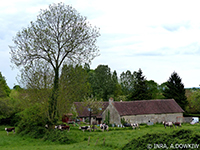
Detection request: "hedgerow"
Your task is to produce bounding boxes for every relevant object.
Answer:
[122,129,200,150]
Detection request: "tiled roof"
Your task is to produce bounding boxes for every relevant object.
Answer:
[113,99,184,116]
[74,102,109,117]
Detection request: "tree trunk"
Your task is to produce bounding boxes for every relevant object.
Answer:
[89,109,91,125]
[49,67,59,124]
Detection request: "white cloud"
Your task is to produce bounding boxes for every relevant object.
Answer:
[1,0,200,88]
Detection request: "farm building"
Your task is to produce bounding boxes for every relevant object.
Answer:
[62,113,73,123]
[73,98,184,125]
[73,102,109,124]
[101,98,184,125]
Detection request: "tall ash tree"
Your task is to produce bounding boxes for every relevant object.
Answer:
[163,71,187,110]
[9,3,100,124]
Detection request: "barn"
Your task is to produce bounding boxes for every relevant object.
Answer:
[101,98,184,125]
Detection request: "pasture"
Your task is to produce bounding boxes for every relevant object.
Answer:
[0,123,200,150]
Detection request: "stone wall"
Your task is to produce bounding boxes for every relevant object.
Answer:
[122,113,183,124]
[102,101,121,125]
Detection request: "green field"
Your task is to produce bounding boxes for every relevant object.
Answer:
[0,124,200,150]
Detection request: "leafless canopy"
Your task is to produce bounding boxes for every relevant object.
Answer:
[9,2,100,72]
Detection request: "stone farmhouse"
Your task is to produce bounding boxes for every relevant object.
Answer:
[102,98,184,125]
[73,98,184,125]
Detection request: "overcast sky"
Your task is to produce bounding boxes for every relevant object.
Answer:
[1,0,200,88]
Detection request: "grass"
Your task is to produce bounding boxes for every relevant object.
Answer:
[0,123,200,150]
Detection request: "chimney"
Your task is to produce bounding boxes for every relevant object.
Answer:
[109,97,114,105]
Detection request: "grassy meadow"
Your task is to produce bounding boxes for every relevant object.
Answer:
[0,123,200,150]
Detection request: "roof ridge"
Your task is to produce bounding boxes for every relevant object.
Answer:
[114,99,174,103]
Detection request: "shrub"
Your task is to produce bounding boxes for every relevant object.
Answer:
[17,103,47,138]
[122,129,200,150]
[43,130,80,144]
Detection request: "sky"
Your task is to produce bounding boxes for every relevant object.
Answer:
[1,0,200,88]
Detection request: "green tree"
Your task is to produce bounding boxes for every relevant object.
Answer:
[120,70,134,95]
[58,63,90,117]
[9,3,100,124]
[186,90,200,113]
[0,72,13,121]
[13,85,22,90]
[112,70,122,98]
[163,71,187,110]
[84,63,91,73]
[91,65,114,101]
[146,80,164,99]
[0,72,11,98]
[0,98,13,121]
[129,68,151,100]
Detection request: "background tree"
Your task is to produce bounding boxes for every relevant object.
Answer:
[163,71,188,110]
[129,68,152,100]
[146,80,165,99]
[89,65,114,101]
[0,98,13,121]
[58,63,90,117]
[0,72,11,98]
[186,90,200,113]
[0,72,13,123]
[9,3,100,123]
[112,70,122,99]
[120,70,134,96]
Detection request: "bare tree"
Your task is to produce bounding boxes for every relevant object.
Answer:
[9,2,100,124]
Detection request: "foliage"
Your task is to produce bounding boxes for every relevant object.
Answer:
[9,2,100,124]
[163,71,187,110]
[0,72,11,98]
[0,88,24,125]
[128,68,152,100]
[89,65,116,101]
[104,110,110,125]
[146,80,165,99]
[43,130,77,144]
[114,95,128,101]
[112,70,122,98]
[0,98,14,121]
[17,103,47,136]
[186,90,200,113]
[122,129,200,150]
[58,63,90,117]
[120,70,134,95]
[13,85,22,90]
[120,117,127,125]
